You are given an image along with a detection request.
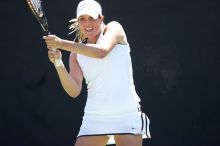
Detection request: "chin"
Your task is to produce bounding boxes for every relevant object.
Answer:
[86,34,96,39]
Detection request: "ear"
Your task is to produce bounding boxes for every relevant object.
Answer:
[99,15,104,22]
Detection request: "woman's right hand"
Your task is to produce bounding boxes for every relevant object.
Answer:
[48,49,62,64]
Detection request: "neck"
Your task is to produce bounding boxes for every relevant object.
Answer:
[87,31,101,44]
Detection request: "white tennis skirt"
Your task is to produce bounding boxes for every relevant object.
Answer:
[77,109,151,145]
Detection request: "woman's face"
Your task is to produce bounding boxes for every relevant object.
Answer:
[78,15,103,43]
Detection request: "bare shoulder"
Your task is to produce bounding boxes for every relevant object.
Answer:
[107,21,122,26]
[105,21,128,44]
[106,21,124,31]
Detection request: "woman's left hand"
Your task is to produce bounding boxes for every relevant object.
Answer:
[43,35,63,49]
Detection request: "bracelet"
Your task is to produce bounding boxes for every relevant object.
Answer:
[54,59,64,67]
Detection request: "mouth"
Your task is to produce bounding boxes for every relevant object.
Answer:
[85,27,93,32]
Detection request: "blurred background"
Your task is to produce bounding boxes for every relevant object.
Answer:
[0,0,219,146]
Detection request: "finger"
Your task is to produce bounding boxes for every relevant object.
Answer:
[43,35,55,40]
[45,39,53,44]
[48,46,53,50]
[43,36,50,40]
[48,50,54,55]
[48,49,55,53]
[56,49,61,53]
[49,49,55,52]
[48,53,56,59]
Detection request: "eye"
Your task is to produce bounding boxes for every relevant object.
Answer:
[78,15,96,23]
[88,16,95,21]
[78,17,85,23]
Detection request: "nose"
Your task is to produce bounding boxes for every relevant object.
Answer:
[84,19,93,25]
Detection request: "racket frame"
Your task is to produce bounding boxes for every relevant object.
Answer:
[26,0,49,35]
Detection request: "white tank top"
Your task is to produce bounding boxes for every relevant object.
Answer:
[77,33,141,115]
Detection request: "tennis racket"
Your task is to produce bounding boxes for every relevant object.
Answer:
[26,0,49,35]
[26,0,63,66]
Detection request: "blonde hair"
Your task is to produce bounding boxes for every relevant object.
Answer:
[68,18,84,42]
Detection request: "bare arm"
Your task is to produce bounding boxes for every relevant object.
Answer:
[43,21,127,58]
[55,53,83,98]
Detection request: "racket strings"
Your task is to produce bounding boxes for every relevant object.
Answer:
[28,0,42,17]
[32,0,41,12]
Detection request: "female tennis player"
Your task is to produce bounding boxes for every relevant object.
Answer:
[43,0,150,145]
